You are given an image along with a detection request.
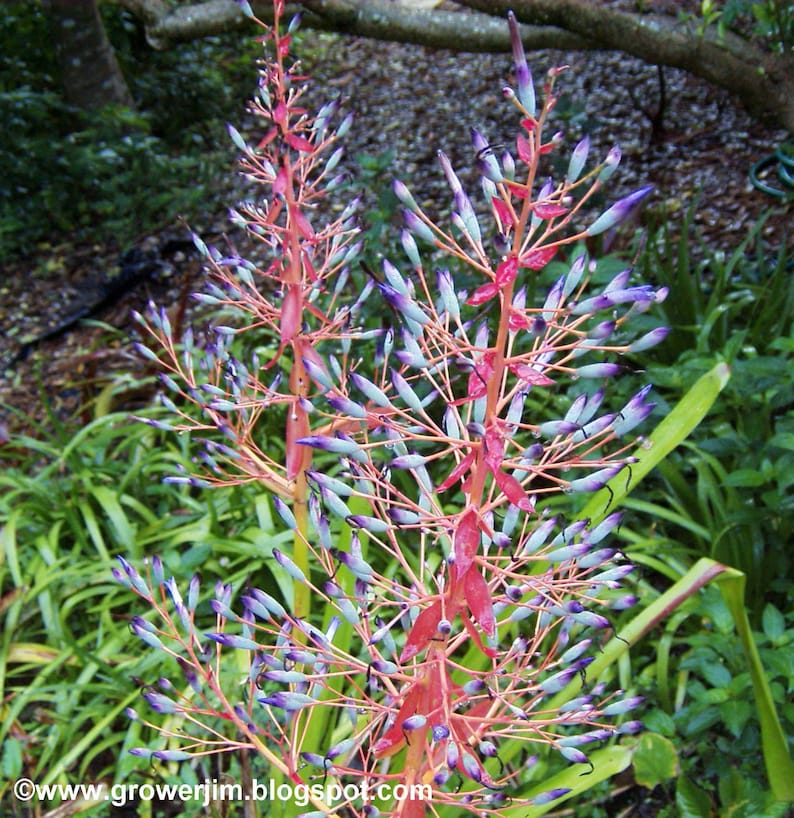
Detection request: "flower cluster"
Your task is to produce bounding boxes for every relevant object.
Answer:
[122,4,667,816]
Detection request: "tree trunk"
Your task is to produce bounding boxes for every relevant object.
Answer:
[45,0,134,110]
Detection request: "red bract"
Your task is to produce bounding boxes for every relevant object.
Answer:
[520,245,558,269]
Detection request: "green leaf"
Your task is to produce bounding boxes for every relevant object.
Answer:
[676,775,713,818]
[720,699,755,738]
[632,732,679,789]
[724,469,766,487]
[762,604,786,644]
[578,362,731,525]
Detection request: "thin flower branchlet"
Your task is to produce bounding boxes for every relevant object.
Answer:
[122,3,667,817]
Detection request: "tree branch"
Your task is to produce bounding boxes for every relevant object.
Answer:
[115,0,794,131]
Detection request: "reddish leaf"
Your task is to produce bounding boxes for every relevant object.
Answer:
[373,683,422,757]
[521,117,538,133]
[508,363,555,386]
[461,612,498,658]
[519,246,558,270]
[277,34,291,57]
[272,100,288,128]
[533,203,569,219]
[453,509,480,578]
[483,424,505,470]
[491,197,515,227]
[289,204,315,239]
[495,255,519,288]
[273,166,288,197]
[466,281,499,306]
[508,310,532,331]
[286,133,314,153]
[437,451,475,493]
[464,569,495,636]
[467,352,495,399]
[400,601,443,662]
[493,469,534,512]
[516,133,533,164]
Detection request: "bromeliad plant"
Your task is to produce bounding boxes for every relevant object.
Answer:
[116,2,735,816]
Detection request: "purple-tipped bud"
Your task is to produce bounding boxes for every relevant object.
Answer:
[628,326,670,352]
[437,150,463,195]
[602,695,644,716]
[617,720,644,734]
[599,144,622,181]
[508,11,535,115]
[543,541,591,562]
[613,384,656,436]
[560,746,590,765]
[258,691,316,712]
[446,741,459,769]
[573,363,623,379]
[402,714,427,731]
[349,372,391,408]
[393,180,419,211]
[610,594,639,611]
[153,749,193,762]
[204,633,260,651]
[347,514,390,534]
[248,587,287,619]
[402,208,436,244]
[130,618,164,651]
[142,689,178,714]
[400,229,422,267]
[432,724,451,741]
[539,666,578,694]
[531,789,572,806]
[273,549,308,583]
[462,753,483,782]
[566,136,590,183]
[390,453,427,470]
[538,419,581,437]
[568,464,625,494]
[262,669,308,684]
[326,393,368,420]
[227,123,248,153]
[586,185,654,236]
[472,128,503,182]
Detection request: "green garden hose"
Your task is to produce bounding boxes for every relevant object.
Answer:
[750,139,794,200]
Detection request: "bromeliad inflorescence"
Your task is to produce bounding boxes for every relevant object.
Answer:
[121,3,667,816]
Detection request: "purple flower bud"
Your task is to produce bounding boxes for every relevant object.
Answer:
[521,516,558,555]
[628,326,670,352]
[508,11,535,115]
[142,689,178,714]
[258,691,316,712]
[462,753,483,782]
[247,587,287,619]
[602,695,644,716]
[613,384,656,436]
[204,633,260,651]
[610,594,638,611]
[326,393,368,420]
[568,464,625,494]
[153,749,193,762]
[531,788,572,806]
[130,618,164,650]
[540,666,578,694]
[617,720,644,734]
[347,514,390,534]
[543,541,591,562]
[573,363,623,379]
[393,180,419,211]
[599,144,622,181]
[401,208,436,244]
[586,185,654,236]
[446,741,459,769]
[297,434,365,461]
[400,229,422,268]
[472,128,502,175]
[566,136,590,183]
[402,714,427,731]
[538,419,581,437]
[560,746,590,765]
[262,669,308,684]
[390,453,427,470]
[273,549,308,584]
[432,724,451,741]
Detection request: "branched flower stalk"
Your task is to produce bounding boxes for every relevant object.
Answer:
[121,3,670,816]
